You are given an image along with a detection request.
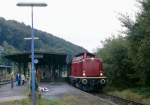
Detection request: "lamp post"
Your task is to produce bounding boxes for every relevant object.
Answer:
[16,2,47,105]
[24,37,39,91]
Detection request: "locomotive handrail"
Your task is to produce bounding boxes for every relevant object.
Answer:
[69,76,107,79]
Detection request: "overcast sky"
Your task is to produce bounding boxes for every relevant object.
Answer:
[0,0,139,52]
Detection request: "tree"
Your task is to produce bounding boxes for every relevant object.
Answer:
[96,36,136,87]
[119,0,150,86]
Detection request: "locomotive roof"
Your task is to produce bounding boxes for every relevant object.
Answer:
[75,52,95,57]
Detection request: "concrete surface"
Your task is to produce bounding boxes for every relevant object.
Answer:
[40,82,118,105]
[0,82,118,105]
[0,83,27,103]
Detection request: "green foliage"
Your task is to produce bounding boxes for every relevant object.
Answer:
[96,36,136,87]
[120,0,150,86]
[96,0,150,88]
[2,41,19,54]
[131,87,150,98]
[107,87,150,105]
[137,38,150,86]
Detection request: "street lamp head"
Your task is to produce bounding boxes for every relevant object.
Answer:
[24,37,39,40]
[16,2,47,7]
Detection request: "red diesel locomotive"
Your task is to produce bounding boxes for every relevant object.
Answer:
[69,52,107,91]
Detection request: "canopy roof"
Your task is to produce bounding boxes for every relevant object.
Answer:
[5,51,67,65]
[0,65,12,68]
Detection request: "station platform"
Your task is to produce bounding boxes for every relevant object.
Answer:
[0,83,27,103]
[0,82,116,105]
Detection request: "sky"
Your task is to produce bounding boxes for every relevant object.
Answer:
[0,0,139,52]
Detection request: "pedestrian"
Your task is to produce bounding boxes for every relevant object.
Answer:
[37,69,41,82]
[18,73,21,86]
[10,72,14,89]
[16,73,19,86]
[21,74,25,85]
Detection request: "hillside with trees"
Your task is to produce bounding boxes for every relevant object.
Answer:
[0,17,86,57]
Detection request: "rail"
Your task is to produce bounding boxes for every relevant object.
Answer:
[0,80,11,85]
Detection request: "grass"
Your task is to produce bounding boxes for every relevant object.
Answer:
[106,87,150,105]
[0,95,109,105]
[60,95,100,105]
[0,99,61,105]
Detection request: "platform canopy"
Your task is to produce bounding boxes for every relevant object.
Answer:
[5,51,67,65]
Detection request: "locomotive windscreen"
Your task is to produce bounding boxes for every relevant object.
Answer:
[75,52,95,57]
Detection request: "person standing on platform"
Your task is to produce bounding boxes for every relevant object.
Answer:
[37,69,41,83]
[21,74,25,85]
[18,73,21,86]
[16,73,19,86]
[10,72,14,89]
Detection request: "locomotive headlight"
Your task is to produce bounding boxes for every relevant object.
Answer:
[91,57,94,60]
[83,72,86,76]
[100,73,103,76]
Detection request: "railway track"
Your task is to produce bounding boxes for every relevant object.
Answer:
[0,80,10,86]
[68,83,147,105]
[92,92,147,105]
